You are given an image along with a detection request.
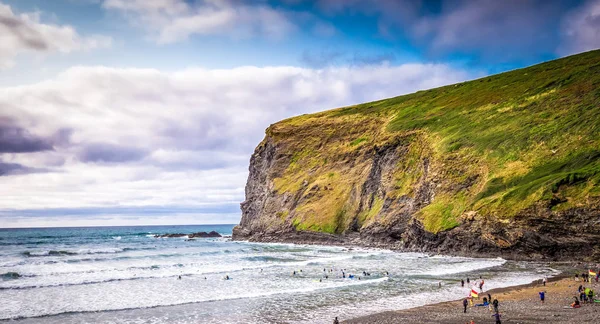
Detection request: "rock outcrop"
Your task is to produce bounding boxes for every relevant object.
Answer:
[233,50,600,261]
[155,231,222,238]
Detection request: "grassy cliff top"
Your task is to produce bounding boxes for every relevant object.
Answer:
[266,50,600,234]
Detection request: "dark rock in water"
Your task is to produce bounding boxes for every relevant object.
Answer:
[1,272,21,280]
[189,231,222,238]
[154,231,221,238]
[154,233,187,238]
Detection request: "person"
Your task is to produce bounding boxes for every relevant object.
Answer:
[225,275,230,280]
[487,293,492,302]
[470,319,475,324]
[578,284,583,293]
[539,291,545,304]
[461,279,465,287]
[480,279,485,292]
[587,289,594,303]
[492,299,499,313]
[333,317,339,324]
[293,271,296,276]
[463,298,469,313]
[475,299,489,307]
[439,281,442,288]
[580,290,587,303]
[575,273,579,281]
[543,276,547,286]
[571,297,580,308]
[467,277,470,284]
[492,312,501,324]
[178,275,181,280]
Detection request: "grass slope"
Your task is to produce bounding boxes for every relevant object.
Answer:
[270,50,600,234]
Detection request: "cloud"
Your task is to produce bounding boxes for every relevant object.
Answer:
[102,0,296,43]
[0,117,53,153]
[300,49,345,68]
[559,0,600,55]
[315,0,577,63]
[0,62,475,223]
[78,142,149,163]
[413,1,563,61]
[0,161,49,176]
[0,2,112,69]
[350,53,395,66]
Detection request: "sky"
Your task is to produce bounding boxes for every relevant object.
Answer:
[0,0,599,228]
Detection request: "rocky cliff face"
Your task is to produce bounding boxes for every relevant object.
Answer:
[233,50,600,261]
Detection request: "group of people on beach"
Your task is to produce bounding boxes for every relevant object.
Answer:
[461,276,502,324]
[569,269,599,308]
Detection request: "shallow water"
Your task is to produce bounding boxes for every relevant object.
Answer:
[0,225,559,323]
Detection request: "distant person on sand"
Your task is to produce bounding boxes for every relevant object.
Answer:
[467,277,470,284]
[461,279,465,287]
[463,298,468,313]
[539,291,545,304]
[333,316,339,324]
[571,297,580,308]
[492,299,499,313]
[492,312,501,324]
[543,276,547,286]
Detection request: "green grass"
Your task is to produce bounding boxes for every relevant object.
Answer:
[350,136,368,146]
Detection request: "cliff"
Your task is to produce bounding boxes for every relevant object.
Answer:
[233,50,600,261]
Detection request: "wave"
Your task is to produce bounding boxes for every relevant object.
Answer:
[22,250,78,257]
[242,256,300,263]
[417,258,506,276]
[20,247,155,258]
[0,276,389,320]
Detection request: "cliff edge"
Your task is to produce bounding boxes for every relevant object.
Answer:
[233,50,600,261]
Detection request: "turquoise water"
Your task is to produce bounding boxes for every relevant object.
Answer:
[0,225,558,323]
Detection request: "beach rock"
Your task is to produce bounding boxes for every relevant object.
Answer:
[154,233,187,238]
[155,231,222,239]
[189,231,222,238]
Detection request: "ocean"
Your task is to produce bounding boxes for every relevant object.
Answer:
[0,225,559,323]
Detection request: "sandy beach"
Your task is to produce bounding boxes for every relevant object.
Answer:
[344,276,600,323]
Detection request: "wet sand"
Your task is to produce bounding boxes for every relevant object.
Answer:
[344,277,600,323]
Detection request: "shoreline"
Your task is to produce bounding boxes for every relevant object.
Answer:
[343,275,600,323]
[231,231,592,262]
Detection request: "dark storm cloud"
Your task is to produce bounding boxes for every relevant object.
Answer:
[0,117,53,153]
[78,142,149,163]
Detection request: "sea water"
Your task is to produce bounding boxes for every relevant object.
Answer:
[0,225,559,323]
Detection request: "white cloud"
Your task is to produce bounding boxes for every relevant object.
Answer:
[559,0,600,55]
[0,62,475,225]
[103,0,296,44]
[0,3,112,69]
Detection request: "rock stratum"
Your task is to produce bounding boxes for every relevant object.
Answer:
[233,50,600,261]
